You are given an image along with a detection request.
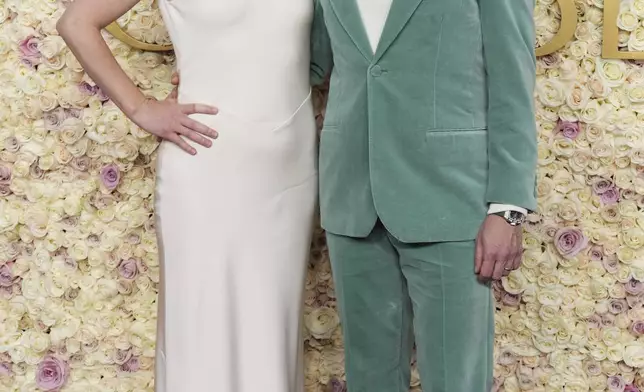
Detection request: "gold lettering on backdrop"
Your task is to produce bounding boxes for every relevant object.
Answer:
[105,21,173,52]
[602,0,644,59]
[535,0,577,57]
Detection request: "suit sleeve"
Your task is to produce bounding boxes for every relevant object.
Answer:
[310,0,333,86]
[479,0,538,212]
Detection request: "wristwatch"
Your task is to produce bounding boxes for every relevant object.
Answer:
[492,210,526,226]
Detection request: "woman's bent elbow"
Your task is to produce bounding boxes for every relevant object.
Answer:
[56,15,72,38]
[56,14,87,40]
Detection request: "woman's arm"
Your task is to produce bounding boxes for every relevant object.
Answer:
[57,0,218,155]
[57,0,147,116]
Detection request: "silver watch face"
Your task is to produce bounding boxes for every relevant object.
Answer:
[505,210,526,225]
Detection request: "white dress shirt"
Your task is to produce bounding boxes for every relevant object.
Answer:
[355,0,527,216]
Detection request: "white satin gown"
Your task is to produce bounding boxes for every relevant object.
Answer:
[153,0,317,391]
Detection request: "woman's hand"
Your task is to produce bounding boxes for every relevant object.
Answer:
[131,97,218,155]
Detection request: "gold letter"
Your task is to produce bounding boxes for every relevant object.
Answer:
[602,0,644,59]
[105,19,173,52]
[535,0,578,56]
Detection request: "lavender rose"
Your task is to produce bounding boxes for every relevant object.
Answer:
[326,378,347,392]
[600,186,620,205]
[44,108,67,131]
[631,321,644,336]
[556,119,581,139]
[100,163,121,191]
[19,36,40,57]
[608,375,626,392]
[36,356,69,391]
[70,156,91,172]
[608,299,628,314]
[540,53,562,69]
[118,258,138,280]
[588,245,603,261]
[78,82,97,96]
[626,279,644,296]
[593,178,613,194]
[554,227,588,259]
[0,362,11,376]
[0,264,14,287]
[501,292,521,307]
[0,164,11,185]
[21,56,41,68]
[120,356,140,372]
[113,349,133,366]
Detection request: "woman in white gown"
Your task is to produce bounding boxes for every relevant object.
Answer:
[58,1,317,391]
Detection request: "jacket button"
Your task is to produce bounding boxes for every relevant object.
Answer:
[370,65,383,77]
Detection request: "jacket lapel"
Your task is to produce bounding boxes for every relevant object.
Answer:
[328,0,373,61]
[373,0,423,62]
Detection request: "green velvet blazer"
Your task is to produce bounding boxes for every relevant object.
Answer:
[310,0,538,243]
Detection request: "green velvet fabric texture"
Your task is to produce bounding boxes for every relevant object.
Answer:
[326,223,494,392]
[310,0,538,243]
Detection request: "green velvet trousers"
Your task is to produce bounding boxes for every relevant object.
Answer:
[326,222,494,392]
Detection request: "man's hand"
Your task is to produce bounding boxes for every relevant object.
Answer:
[474,215,523,280]
[168,71,179,101]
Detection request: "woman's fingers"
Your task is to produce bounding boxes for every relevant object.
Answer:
[177,126,212,148]
[181,117,218,138]
[166,133,196,155]
[181,103,218,115]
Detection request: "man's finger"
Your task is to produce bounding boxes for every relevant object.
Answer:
[171,72,179,85]
[474,237,484,274]
[492,258,507,280]
[479,256,496,279]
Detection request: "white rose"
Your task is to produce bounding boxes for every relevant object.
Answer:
[623,344,644,367]
[579,100,604,124]
[628,26,644,52]
[59,84,91,108]
[536,79,566,107]
[15,72,46,96]
[58,117,86,145]
[597,59,627,87]
[618,10,639,31]
[305,307,340,339]
[37,35,66,58]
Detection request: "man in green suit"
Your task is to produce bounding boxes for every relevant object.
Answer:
[310,0,537,391]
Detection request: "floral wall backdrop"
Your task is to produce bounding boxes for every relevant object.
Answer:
[2,0,644,391]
